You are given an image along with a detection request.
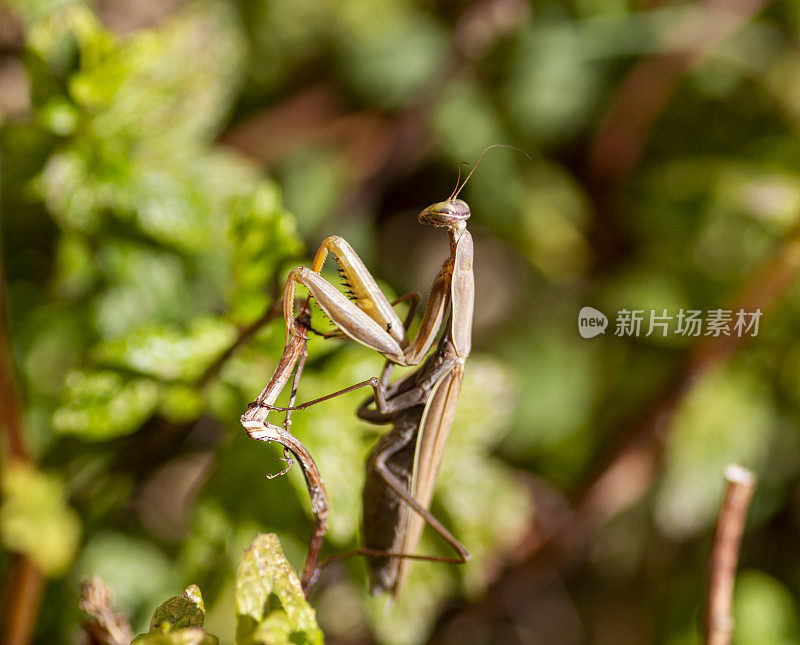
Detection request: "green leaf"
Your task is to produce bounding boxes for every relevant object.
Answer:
[0,461,81,575]
[234,534,323,645]
[67,2,244,149]
[333,2,448,108]
[75,532,179,615]
[228,181,302,324]
[432,79,506,163]
[93,317,236,383]
[53,370,159,440]
[33,2,250,248]
[53,232,95,298]
[733,571,800,644]
[149,585,206,630]
[655,364,778,538]
[505,22,603,144]
[132,627,218,645]
[91,241,191,337]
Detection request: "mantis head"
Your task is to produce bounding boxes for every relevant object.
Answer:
[418,199,471,228]
[418,145,530,229]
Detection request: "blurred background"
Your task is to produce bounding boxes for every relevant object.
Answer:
[3,0,800,642]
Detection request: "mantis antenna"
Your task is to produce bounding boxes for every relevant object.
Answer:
[452,143,532,200]
[447,162,470,201]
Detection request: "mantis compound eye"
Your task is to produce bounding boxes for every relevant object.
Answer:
[418,199,471,226]
[443,199,470,219]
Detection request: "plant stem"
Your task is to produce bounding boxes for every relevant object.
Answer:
[0,217,44,644]
[704,464,756,645]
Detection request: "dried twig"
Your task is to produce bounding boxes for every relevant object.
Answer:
[703,465,756,645]
[79,576,134,645]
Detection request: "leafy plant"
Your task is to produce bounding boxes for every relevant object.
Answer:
[6,0,800,642]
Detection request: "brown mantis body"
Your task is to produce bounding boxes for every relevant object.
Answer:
[274,173,480,594]
[358,328,469,593]
[262,145,526,594]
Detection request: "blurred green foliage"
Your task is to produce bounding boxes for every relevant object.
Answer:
[0,461,80,574]
[4,0,800,643]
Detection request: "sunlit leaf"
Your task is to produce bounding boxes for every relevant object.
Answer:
[132,628,217,645]
[93,318,236,382]
[234,534,323,645]
[151,585,206,629]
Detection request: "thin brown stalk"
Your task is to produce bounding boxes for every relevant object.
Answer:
[0,258,26,462]
[0,217,44,644]
[198,296,284,388]
[0,556,44,645]
[703,465,756,645]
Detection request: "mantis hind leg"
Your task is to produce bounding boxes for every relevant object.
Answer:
[311,426,469,595]
[373,450,470,565]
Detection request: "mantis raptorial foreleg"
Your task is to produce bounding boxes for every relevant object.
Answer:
[266,291,422,415]
[282,236,449,366]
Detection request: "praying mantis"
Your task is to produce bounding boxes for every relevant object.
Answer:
[267,145,528,594]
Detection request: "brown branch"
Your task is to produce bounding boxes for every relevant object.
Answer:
[197,296,284,388]
[0,219,44,644]
[0,274,26,462]
[588,0,770,187]
[704,464,756,645]
[0,556,43,645]
[219,84,347,166]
